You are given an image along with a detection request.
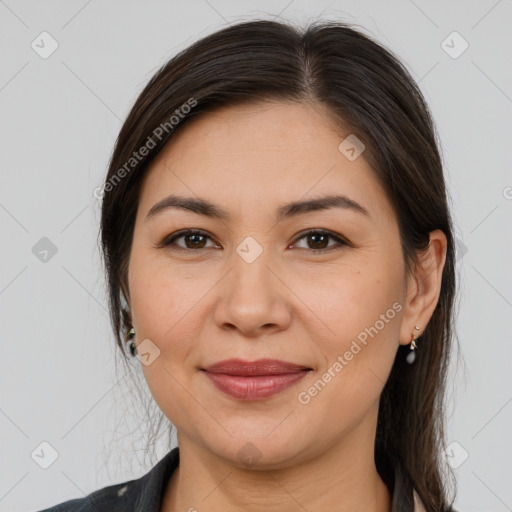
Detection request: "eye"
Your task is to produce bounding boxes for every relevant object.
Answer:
[160,229,218,252]
[159,228,350,253]
[292,229,350,252]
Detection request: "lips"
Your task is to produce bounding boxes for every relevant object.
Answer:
[202,358,312,400]
[203,358,312,375]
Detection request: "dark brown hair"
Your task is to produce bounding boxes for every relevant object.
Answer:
[99,18,457,511]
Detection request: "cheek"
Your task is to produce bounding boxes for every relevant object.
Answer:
[301,256,404,396]
[128,252,205,428]
[299,254,403,346]
[128,244,200,330]
[293,279,402,434]
[127,248,197,365]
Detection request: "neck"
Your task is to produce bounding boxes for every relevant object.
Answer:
[161,427,391,512]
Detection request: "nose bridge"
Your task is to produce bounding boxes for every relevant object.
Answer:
[213,233,291,334]
[230,233,275,299]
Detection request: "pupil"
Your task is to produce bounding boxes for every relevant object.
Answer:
[187,234,205,248]
[310,234,328,249]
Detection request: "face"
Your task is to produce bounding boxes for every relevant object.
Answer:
[128,100,409,469]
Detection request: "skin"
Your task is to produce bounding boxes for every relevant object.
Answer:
[127,100,447,512]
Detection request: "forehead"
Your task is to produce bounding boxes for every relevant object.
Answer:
[137,100,394,224]
[156,100,346,159]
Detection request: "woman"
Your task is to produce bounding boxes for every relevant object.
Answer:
[37,18,458,512]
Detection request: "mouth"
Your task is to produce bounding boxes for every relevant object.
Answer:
[201,358,312,400]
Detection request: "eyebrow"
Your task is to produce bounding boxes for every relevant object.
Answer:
[145,194,370,222]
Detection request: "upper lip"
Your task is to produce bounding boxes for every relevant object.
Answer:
[203,358,312,376]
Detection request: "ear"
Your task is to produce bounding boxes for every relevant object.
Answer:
[399,229,448,345]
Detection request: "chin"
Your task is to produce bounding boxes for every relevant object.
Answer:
[202,429,312,471]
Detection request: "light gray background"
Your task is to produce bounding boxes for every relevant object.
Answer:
[1,1,511,511]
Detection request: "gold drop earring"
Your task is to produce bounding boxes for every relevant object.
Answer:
[406,326,421,364]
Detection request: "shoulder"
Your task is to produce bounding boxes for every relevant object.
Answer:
[33,448,180,512]
[33,481,132,512]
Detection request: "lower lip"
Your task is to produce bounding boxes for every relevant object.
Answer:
[203,371,310,400]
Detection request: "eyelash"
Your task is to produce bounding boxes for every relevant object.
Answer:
[159,229,352,254]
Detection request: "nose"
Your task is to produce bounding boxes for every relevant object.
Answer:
[213,245,292,338]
